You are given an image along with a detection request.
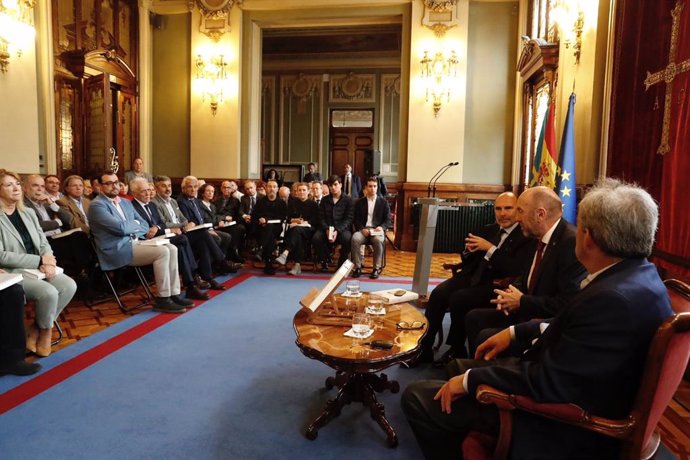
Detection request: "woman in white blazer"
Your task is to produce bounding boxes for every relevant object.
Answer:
[0,170,77,357]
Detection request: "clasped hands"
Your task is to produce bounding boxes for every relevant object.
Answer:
[434,327,513,414]
[40,254,58,280]
[491,284,523,315]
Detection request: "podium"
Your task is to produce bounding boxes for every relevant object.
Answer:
[412,197,443,299]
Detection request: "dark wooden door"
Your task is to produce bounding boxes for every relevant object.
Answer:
[84,73,112,174]
[330,130,374,179]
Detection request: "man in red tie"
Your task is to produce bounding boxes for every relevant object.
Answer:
[463,186,586,356]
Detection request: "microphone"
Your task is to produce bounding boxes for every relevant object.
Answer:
[427,162,455,197]
[432,162,459,197]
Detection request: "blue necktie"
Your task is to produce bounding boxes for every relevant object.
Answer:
[191,199,203,224]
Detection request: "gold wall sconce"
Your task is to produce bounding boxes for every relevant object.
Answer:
[195,53,229,115]
[0,0,36,73]
[420,50,459,117]
[553,1,585,65]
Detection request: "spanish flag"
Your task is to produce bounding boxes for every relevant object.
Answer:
[529,100,558,189]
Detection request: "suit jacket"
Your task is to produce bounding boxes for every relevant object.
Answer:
[352,196,392,231]
[341,173,362,198]
[303,171,322,183]
[239,194,258,217]
[214,195,241,222]
[131,199,165,237]
[0,207,53,271]
[23,197,72,233]
[518,218,586,319]
[199,201,219,225]
[287,198,320,226]
[177,195,207,226]
[467,257,673,458]
[88,195,149,271]
[319,194,354,233]
[57,196,91,233]
[151,195,189,229]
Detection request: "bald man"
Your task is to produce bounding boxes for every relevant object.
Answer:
[463,186,586,357]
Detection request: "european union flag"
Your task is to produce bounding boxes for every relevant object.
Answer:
[556,93,577,223]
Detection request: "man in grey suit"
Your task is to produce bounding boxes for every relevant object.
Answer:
[22,174,72,236]
[88,171,193,313]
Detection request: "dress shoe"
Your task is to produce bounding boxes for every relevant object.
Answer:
[153,297,186,314]
[206,279,226,290]
[433,347,466,368]
[228,261,243,272]
[229,249,245,263]
[400,347,434,369]
[186,285,210,300]
[0,360,42,376]
[351,267,362,278]
[320,261,329,273]
[35,328,53,358]
[194,275,211,289]
[288,262,301,276]
[369,268,381,279]
[26,323,39,354]
[264,265,276,275]
[171,295,195,307]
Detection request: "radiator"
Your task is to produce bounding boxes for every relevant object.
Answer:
[412,203,496,253]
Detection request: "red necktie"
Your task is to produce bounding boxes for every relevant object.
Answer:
[528,241,546,293]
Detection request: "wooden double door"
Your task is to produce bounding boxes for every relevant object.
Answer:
[329,130,374,180]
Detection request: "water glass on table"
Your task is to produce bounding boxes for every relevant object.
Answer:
[367,295,385,315]
[352,313,372,338]
[345,280,360,297]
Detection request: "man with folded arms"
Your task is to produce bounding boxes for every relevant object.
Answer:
[89,171,193,313]
[275,182,319,275]
[151,175,235,290]
[402,179,673,459]
[253,179,287,275]
[350,177,391,280]
[22,174,72,235]
[130,178,209,301]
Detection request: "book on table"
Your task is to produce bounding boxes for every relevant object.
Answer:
[0,273,23,290]
[21,266,65,280]
[300,259,354,314]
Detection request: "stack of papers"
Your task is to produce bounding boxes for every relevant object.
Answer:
[21,266,65,280]
[0,273,23,290]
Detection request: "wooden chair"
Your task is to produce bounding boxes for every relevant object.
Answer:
[463,310,690,460]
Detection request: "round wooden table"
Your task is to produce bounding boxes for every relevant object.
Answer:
[293,298,428,447]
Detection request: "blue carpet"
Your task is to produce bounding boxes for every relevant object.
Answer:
[1,274,448,459]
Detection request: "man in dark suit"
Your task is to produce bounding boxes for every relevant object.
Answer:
[215,181,246,262]
[312,175,355,272]
[130,178,209,300]
[464,186,586,356]
[402,179,673,459]
[350,176,391,279]
[342,164,362,199]
[412,192,535,366]
[252,179,287,275]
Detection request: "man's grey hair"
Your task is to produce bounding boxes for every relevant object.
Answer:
[181,176,198,187]
[578,178,658,257]
[129,177,149,193]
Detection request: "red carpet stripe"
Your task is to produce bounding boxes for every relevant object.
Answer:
[0,273,253,415]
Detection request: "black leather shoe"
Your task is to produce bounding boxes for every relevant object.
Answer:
[351,267,362,278]
[264,265,276,275]
[369,268,380,279]
[229,250,245,263]
[194,275,211,290]
[227,261,243,273]
[207,279,226,291]
[186,285,210,300]
[171,295,195,307]
[433,347,464,368]
[320,262,329,273]
[0,360,42,376]
[400,347,434,369]
[153,297,186,313]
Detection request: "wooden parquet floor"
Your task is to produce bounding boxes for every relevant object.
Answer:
[22,237,690,457]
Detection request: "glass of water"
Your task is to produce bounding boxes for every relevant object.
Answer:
[345,279,360,296]
[368,295,385,315]
[352,313,372,338]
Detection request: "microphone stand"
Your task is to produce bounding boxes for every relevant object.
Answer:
[432,162,459,197]
[427,163,453,197]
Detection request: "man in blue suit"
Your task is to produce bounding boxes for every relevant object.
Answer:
[88,171,193,313]
[402,179,673,459]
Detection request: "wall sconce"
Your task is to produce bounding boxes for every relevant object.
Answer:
[420,50,458,117]
[0,0,36,73]
[553,1,585,65]
[195,53,228,116]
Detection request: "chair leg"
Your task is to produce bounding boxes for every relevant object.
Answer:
[51,320,63,346]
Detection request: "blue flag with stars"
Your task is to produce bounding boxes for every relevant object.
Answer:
[556,93,577,223]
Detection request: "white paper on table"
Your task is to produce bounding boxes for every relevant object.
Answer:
[343,328,374,339]
[365,306,386,315]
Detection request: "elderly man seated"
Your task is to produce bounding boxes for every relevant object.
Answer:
[88,171,193,313]
[22,174,72,236]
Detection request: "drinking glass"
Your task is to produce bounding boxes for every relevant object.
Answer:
[352,313,372,338]
[367,295,385,315]
[345,280,360,296]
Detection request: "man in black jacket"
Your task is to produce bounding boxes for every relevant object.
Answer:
[401,179,673,460]
[350,177,391,279]
[411,192,535,367]
[253,179,287,275]
[215,181,246,262]
[312,175,354,272]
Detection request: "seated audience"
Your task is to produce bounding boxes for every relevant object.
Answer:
[89,171,193,313]
[350,177,391,280]
[0,277,41,376]
[130,178,209,301]
[310,180,324,205]
[124,157,153,184]
[0,169,77,357]
[275,182,319,275]
[256,181,267,196]
[83,179,93,197]
[22,174,72,235]
[321,182,330,197]
[57,175,91,233]
[278,186,291,204]
[152,175,236,290]
[303,162,321,183]
[221,180,243,200]
[401,179,673,459]
[464,186,586,356]
[212,182,245,263]
[312,175,354,272]
[44,174,63,200]
[240,180,259,253]
[88,175,101,200]
[253,179,287,275]
[118,181,133,201]
[413,192,534,367]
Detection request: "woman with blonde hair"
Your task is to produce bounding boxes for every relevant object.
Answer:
[0,169,77,357]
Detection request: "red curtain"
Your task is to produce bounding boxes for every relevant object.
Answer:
[608,0,690,277]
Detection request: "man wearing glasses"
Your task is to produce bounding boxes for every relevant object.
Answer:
[88,171,193,313]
